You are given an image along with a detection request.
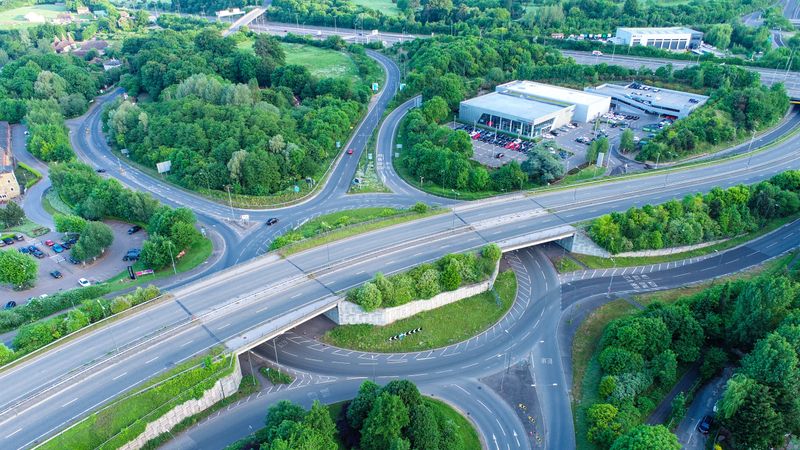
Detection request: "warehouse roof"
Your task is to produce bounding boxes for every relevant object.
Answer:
[497,80,610,107]
[460,92,567,122]
[588,82,709,112]
[617,27,701,36]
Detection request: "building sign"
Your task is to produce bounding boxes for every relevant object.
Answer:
[135,269,154,276]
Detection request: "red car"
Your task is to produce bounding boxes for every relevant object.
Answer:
[44,239,54,247]
[347,149,354,155]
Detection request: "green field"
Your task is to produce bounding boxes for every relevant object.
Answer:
[323,270,517,352]
[0,5,67,29]
[238,41,359,80]
[351,0,401,15]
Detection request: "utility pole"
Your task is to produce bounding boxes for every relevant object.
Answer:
[167,240,177,274]
[225,185,235,222]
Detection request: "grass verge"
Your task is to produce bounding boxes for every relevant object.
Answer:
[39,348,233,450]
[557,164,605,185]
[42,188,74,216]
[278,207,446,256]
[425,397,482,450]
[553,254,584,273]
[6,218,49,237]
[322,270,516,352]
[572,213,799,269]
[15,162,42,189]
[103,238,213,292]
[260,366,294,385]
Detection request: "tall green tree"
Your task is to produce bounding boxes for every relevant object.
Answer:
[71,221,114,261]
[0,249,37,288]
[360,392,410,450]
[609,424,680,450]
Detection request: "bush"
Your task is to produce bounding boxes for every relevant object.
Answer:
[110,297,132,314]
[411,202,428,213]
[0,285,109,333]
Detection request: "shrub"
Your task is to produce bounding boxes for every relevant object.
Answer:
[411,202,428,213]
[110,297,132,314]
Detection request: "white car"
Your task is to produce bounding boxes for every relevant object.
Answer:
[78,278,91,287]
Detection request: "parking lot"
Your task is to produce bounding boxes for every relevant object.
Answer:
[453,124,572,169]
[1,221,147,305]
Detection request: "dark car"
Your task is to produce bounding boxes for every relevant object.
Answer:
[50,270,63,279]
[127,225,142,235]
[266,218,279,226]
[697,415,713,434]
[27,245,38,253]
[2,237,13,245]
[96,168,107,173]
[4,301,16,309]
[14,233,23,241]
[123,248,141,261]
[69,256,81,264]
[60,242,71,249]
[33,251,45,259]
[67,237,78,245]
[19,247,29,254]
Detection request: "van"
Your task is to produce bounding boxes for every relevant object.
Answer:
[592,50,603,56]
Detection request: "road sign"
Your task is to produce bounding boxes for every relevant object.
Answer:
[156,160,171,174]
[396,144,402,149]
[336,141,341,148]
[371,83,379,92]
[368,153,372,160]
[294,185,300,193]
[128,266,136,280]
[596,152,605,167]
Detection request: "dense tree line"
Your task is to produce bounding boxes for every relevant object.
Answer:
[586,270,800,449]
[50,162,202,267]
[169,0,261,14]
[588,171,800,253]
[107,30,372,196]
[228,379,468,450]
[349,244,501,311]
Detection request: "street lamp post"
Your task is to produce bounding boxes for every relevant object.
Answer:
[746,129,757,168]
[225,185,235,222]
[167,240,177,275]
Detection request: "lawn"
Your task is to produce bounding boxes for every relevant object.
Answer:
[0,4,66,29]
[425,397,482,450]
[103,237,213,292]
[277,207,446,256]
[552,255,583,273]
[6,218,49,237]
[322,270,517,352]
[42,188,74,216]
[573,213,800,269]
[15,162,41,189]
[239,40,359,81]
[351,0,401,15]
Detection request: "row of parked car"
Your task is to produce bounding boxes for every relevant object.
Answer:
[0,233,25,247]
[456,125,541,154]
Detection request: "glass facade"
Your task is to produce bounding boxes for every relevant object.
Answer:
[476,113,553,137]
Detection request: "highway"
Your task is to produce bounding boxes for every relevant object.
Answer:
[5,20,800,448]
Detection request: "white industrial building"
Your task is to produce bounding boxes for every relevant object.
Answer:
[585,82,709,119]
[614,27,703,50]
[458,81,611,137]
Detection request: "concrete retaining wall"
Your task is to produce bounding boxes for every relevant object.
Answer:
[613,239,727,258]
[119,358,242,450]
[330,261,500,326]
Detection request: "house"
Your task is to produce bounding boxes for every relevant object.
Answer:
[0,122,20,202]
[72,38,109,58]
[102,58,122,71]
[52,34,76,54]
[53,13,74,25]
[76,6,90,15]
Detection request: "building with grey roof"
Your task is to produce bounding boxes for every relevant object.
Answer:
[585,82,709,119]
[458,81,611,138]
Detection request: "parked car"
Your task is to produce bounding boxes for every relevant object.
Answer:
[50,270,63,279]
[19,247,29,254]
[67,237,78,245]
[496,153,505,158]
[266,217,279,226]
[78,278,91,287]
[60,242,71,249]
[4,301,16,309]
[123,248,141,261]
[128,225,142,235]
[14,233,23,241]
[44,239,54,247]
[52,244,64,253]
[69,256,81,264]
[33,251,45,259]
[697,415,713,434]
[2,237,13,245]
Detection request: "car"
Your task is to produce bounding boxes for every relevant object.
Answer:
[96,168,107,173]
[697,415,713,434]
[592,50,603,56]
[50,270,63,279]
[19,247,29,254]
[496,153,505,158]
[14,233,23,241]
[52,244,64,253]
[266,217,279,226]
[27,245,38,252]
[4,301,16,309]
[69,256,81,264]
[2,237,13,245]
[67,237,78,245]
[0,241,5,247]
[78,278,91,287]
[347,148,354,155]
[33,251,45,259]
[123,248,141,261]
[60,242,71,249]
[44,239,54,247]
[127,225,142,235]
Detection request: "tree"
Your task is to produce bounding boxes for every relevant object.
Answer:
[422,96,449,124]
[0,343,14,365]
[408,403,440,450]
[71,221,114,261]
[382,380,422,409]
[54,214,87,233]
[722,380,782,449]
[483,244,501,262]
[587,137,610,165]
[373,273,396,307]
[360,393,410,450]
[347,380,381,431]
[356,282,383,311]
[741,332,799,387]
[416,269,441,298]
[140,235,174,270]
[440,260,462,291]
[622,0,639,16]
[0,249,37,289]
[521,148,564,185]
[705,24,733,49]
[610,424,680,450]
[0,201,26,228]
[620,129,635,153]
[264,400,307,441]
[700,347,727,380]
[304,400,337,448]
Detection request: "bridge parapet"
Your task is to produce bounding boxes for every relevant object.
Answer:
[495,225,577,253]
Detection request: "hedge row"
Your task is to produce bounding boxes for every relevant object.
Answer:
[588,171,800,254]
[0,286,160,365]
[348,244,502,311]
[0,285,109,333]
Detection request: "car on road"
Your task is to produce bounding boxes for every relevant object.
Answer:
[50,270,63,279]
[127,225,142,235]
[592,50,603,56]
[266,217,279,226]
[123,248,141,261]
[4,301,16,309]
[96,168,107,173]
[44,239,54,247]
[52,243,64,253]
[78,278,91,287]
[495,153,505,158]
[2,237,13,245]
[697,415,713,434]
[347,148,354,155]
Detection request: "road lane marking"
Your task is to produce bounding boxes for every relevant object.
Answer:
[218,323,232,330]
[6,428,22,438]
[180,340,194,348]
[62,398,78,407]
[145,356,159,364]
[112,372,127,380]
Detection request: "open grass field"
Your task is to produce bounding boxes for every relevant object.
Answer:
[0,5,66,29]
[322,270,517,352]
[237,41,359,80]
[351,0,401,15]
